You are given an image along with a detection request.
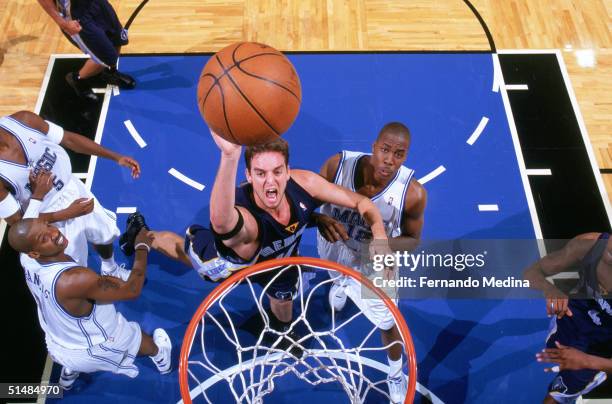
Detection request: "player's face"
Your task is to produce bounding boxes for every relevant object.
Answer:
[371,132,409,182]
[27,219,69,258]
[246,151,290,210]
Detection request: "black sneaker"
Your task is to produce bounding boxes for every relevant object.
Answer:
[264,321,305,359]
[119,212,149,256]
[100,69,136,89]
[65,72,98,103]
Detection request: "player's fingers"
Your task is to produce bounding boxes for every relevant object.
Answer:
[321,228,335,243]
[333,223,349,240]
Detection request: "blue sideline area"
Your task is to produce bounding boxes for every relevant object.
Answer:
[48,53,551,403]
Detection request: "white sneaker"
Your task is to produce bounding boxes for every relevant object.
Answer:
[101,263,131,281]
[150,328,172,374]
[59,367,79,390]
[387,373,408,404]
[329,283,347,312]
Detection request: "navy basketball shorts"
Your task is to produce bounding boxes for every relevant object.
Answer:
[65,0,128,67]
[545,313,610,403]
[189,225,299,300]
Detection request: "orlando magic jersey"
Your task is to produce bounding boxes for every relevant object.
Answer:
[0,116,72,212]
[216,178,321,264]
[570,233,611,330]
[21,258,124,350]
[317,150,414,267]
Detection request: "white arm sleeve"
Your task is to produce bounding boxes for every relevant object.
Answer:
[0,193,21,218]
[23,199,42,219]
[45,120,64,144]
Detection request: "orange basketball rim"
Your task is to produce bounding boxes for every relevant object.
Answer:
[179,256,418,403]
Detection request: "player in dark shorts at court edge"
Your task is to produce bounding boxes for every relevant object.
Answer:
[524,232,611,403]
[120,129,392,353]
[37,0,136,102]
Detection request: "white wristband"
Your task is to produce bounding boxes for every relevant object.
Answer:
[0,193,20,218]
[23,199,42,219]
[134,242,150,253]
[45,120,64,144]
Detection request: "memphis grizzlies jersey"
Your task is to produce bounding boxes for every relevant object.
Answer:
[21,257,123,350]
[317,150,414,267]
[570,233,611,329]
[0,116,72,212]
[216,178,322,265]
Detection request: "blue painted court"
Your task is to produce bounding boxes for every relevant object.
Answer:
[49,53,551,403]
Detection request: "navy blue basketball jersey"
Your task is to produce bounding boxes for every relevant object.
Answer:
[569,233,611,330]
[216,178,321,265]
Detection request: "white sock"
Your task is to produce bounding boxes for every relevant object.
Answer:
[100,256,116,273]
[388,356,403,378]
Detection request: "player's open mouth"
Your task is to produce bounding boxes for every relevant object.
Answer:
[265,189,278,201]
[55,234,67,247]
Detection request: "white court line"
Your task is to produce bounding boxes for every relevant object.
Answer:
[168,168,206,191]
[124,120,147,148]
[526,169,552,176]
[466,117,489,146]
[492,54,501,92]
[554,50,612,224]
[505,84,529,90]
[113,85,120,97]
[549,272,579,280]
[418,165,446,185]
[497,49,559,54]
[116,207,137,214]
[92,88,107,94]
[177,350,445,404]
[494,53,545,247]
[478,204,499,212]
[85,89,112,191]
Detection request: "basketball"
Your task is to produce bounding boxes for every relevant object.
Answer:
[197,42,302,145]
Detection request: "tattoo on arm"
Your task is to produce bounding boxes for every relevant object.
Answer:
[97,276,121,291]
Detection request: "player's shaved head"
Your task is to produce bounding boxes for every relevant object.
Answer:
[377,122,410,143]
[8,218,36,253]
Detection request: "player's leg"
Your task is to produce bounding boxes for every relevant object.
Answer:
[95,0,135,89]
[343,279,408,403]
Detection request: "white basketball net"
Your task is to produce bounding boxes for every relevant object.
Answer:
[181,260,414,404]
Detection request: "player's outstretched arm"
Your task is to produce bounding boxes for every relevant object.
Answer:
[523,233,600,318]
[208,130,258,247]
[57,229,153,302]
[292,169,387,240]
[537,341,612,372]
[11,111,141,178]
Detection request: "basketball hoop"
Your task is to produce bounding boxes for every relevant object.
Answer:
[179,257,417,403]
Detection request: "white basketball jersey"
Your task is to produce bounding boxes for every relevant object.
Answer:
[21,257,123,350]
[317,150,414,267]
[0,116,72,212]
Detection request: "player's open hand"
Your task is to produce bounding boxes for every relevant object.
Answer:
[210,128,241,157]
[545,295,572,319]
[117,156,141,178]
[536,341,592,371]
[316,213,349,243]
[64,198,94,219]
[29,170,54,200]
[61,19,82,36]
